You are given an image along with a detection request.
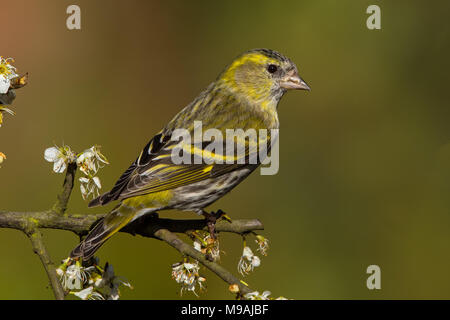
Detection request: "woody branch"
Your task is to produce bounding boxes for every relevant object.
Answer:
[0,163,263,298]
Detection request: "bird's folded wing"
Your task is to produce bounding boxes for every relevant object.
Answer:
[89,130,263,207]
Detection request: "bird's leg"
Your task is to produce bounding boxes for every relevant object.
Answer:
[202,209,225,239]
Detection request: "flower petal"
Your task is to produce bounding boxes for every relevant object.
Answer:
[80,184,87,199]
[251,256,261,268]
[53,158,67,173]
[44,147,60,162]
[73,286,93,300]
[0,75,10,94]
[242,246,253,259]
[79,177,90,183]
[92,176,102,189]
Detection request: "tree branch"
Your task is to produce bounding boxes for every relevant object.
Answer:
[0,209,263,298]
[25,228,65,300]
[155,228,254,295]
[0,210,263,238]
[51,162,77,214]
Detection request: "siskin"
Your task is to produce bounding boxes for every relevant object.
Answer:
[71,49,310,259]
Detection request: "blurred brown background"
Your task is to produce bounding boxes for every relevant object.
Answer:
[1,0,450,299]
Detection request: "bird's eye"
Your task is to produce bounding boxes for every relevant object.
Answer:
[267,64,278,74]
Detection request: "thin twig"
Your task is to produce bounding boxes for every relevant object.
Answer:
[25,229,65,300]
[52,162,77,214]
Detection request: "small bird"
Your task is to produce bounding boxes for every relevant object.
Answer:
[71,49,310,260]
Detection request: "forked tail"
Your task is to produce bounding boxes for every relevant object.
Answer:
[70,205,135,260]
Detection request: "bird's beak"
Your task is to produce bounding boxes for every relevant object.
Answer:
[280,70,310,91]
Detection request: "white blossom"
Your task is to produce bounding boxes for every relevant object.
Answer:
[56,259,91,290]
[244,290,289,300]
[79,176,102,200]
[238,246,261,276]
[72,286,104,300]
[192,231,220,262]
[0,57,18,94]
[0,75,9,94]
[76,145,109,176]
[77,155,97,176]
[244,290,272,300]
[44,145,76,173]
[76,145,109,200]
[197,276,207,291]
[255,235,269,256]
[171,260,206,296]
[58,257,132,300]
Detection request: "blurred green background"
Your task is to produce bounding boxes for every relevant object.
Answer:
[1,0,450,299]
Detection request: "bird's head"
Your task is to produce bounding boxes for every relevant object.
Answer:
[218,48,310,105]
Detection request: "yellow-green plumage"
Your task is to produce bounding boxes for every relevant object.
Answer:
[71,49,310,259]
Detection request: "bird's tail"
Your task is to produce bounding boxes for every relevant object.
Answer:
[70,205,136,260]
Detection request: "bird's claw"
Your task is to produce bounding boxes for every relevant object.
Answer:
[203,209,227,239]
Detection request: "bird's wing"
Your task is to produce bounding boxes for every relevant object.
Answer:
[88,129,264,207]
